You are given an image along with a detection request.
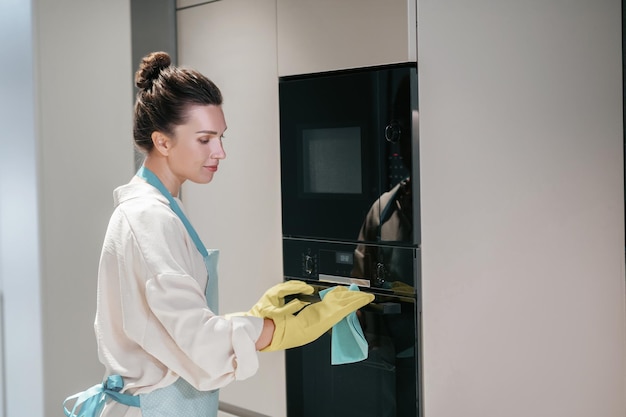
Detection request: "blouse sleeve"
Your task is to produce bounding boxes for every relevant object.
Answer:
[116,202,264,391]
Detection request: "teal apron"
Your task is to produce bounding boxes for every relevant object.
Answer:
[64,166,220,417]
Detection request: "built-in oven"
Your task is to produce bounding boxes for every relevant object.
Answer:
[282,240,421,417]
[285,281,418,417]
[279,63,421,417]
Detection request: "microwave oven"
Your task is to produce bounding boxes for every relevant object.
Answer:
[279,63,420,247]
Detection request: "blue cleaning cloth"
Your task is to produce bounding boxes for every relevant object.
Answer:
[319,284,369,365]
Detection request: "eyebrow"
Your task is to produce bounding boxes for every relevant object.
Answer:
[195,128,227,135]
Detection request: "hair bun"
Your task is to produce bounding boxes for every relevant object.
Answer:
[135,51,172,90]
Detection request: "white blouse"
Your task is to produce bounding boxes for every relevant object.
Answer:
[95,178,263,416]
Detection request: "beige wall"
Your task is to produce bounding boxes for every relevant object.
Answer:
[34,0,134,415]
[1,1,133,416]
[418,1,626,416]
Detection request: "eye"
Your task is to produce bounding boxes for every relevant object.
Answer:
[199,138,210,144]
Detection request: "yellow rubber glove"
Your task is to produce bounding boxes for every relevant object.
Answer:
[261,286,375,352]
[248,280,315,318]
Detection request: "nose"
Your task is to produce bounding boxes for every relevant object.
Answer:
[210,138,226,160]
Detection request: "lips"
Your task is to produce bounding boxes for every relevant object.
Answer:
[205,165,218,172]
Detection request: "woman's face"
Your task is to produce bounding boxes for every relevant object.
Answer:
[168,104,227,185]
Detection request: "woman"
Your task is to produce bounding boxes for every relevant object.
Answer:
[63,52,373,417]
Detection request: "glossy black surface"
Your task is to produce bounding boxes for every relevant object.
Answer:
[282,237,419,292]
[279,64,419,245]
[285,281,419,417]
[281,63,422,417]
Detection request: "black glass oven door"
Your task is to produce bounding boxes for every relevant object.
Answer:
[286,291,419,417]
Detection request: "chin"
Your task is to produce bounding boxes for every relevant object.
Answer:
[189,174,214,185]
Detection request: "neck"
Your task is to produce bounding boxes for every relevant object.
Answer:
[142,155,182,197]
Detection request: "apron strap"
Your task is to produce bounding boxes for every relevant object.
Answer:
[137,165,218,312]
[136,166,208,257]
[63,375,140,417]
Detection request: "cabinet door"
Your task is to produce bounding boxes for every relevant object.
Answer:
[277,0,416,76]
[177,1,285,417]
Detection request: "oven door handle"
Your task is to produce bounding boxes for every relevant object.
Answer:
[286,293,402,315]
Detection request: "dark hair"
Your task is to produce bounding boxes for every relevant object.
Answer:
[133,51,223,153]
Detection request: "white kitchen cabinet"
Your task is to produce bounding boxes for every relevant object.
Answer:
[277,0,416,76]
[418,1,626,416]
[177,1,285,416]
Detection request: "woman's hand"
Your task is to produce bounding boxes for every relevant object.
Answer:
[261,287,374,352]
[249,280,314,318]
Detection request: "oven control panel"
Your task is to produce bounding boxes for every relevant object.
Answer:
[284,237,419,293]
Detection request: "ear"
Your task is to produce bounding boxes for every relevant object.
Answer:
[151,131,172,156]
